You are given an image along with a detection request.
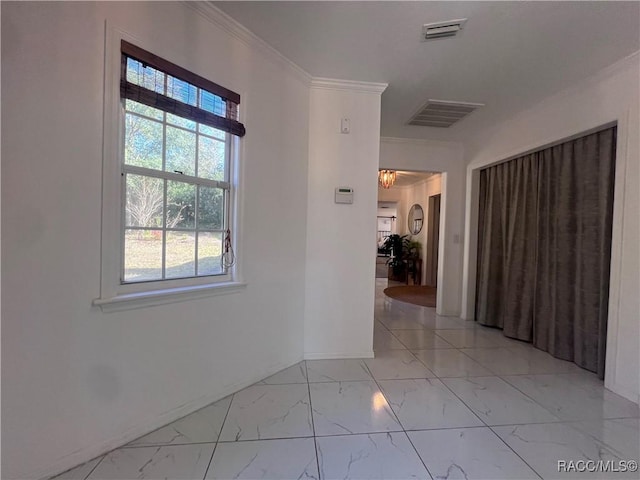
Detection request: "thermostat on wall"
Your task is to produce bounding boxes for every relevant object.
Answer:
[335,187,354,204]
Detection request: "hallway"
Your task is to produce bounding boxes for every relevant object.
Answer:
[55,280,639,479]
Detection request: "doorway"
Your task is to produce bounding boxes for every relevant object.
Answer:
[425,194,441,287]
[375,170,443,303]
[376,203,397,279]
[473,127,616,378]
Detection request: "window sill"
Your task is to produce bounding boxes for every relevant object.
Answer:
[93,281,247,313]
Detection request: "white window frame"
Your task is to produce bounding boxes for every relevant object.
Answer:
[94,27,245,312]
[121,104,233,285]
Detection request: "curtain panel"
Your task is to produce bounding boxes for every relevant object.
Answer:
[475,127,616,378]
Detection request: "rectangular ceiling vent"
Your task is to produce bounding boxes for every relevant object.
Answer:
[422,18,468,41]
[407,99,484,128]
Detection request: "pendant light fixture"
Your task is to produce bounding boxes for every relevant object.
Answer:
[378,170,397,189]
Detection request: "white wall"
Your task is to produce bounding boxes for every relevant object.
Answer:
[461,52,640,403]
[304,79,386,359]
[377,187,403,203]
[1,2,310,478]
[378,188,404,236]
[379,138,465,315]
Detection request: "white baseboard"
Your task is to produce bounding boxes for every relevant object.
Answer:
[32,357,303,480]
[606,381,640,405]
[304,351,375,360]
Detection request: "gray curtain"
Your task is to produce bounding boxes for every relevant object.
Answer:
[476,156,538,341]
[475,127,616,378]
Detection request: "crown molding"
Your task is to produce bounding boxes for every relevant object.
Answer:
[182,3,391,97]
[407,173,441,190]
[311,77,388,94]
[527,49,640,118]
[585,49,639,87]
[183,1,312,85]
[507,49,640,126]
[467,49,639,150]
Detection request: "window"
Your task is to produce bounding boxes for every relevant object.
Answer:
[120,41,245,285]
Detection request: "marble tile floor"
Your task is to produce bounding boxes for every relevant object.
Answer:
[54,280,639,479]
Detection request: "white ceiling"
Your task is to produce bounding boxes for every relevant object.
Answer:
[214,1,640,142]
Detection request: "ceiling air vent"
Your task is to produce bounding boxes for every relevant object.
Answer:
[422,18,468,41]
[407,99,484,128]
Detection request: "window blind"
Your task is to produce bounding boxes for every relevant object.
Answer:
[120,40,246,137]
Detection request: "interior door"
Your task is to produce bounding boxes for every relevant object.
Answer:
[425,194,441,286]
